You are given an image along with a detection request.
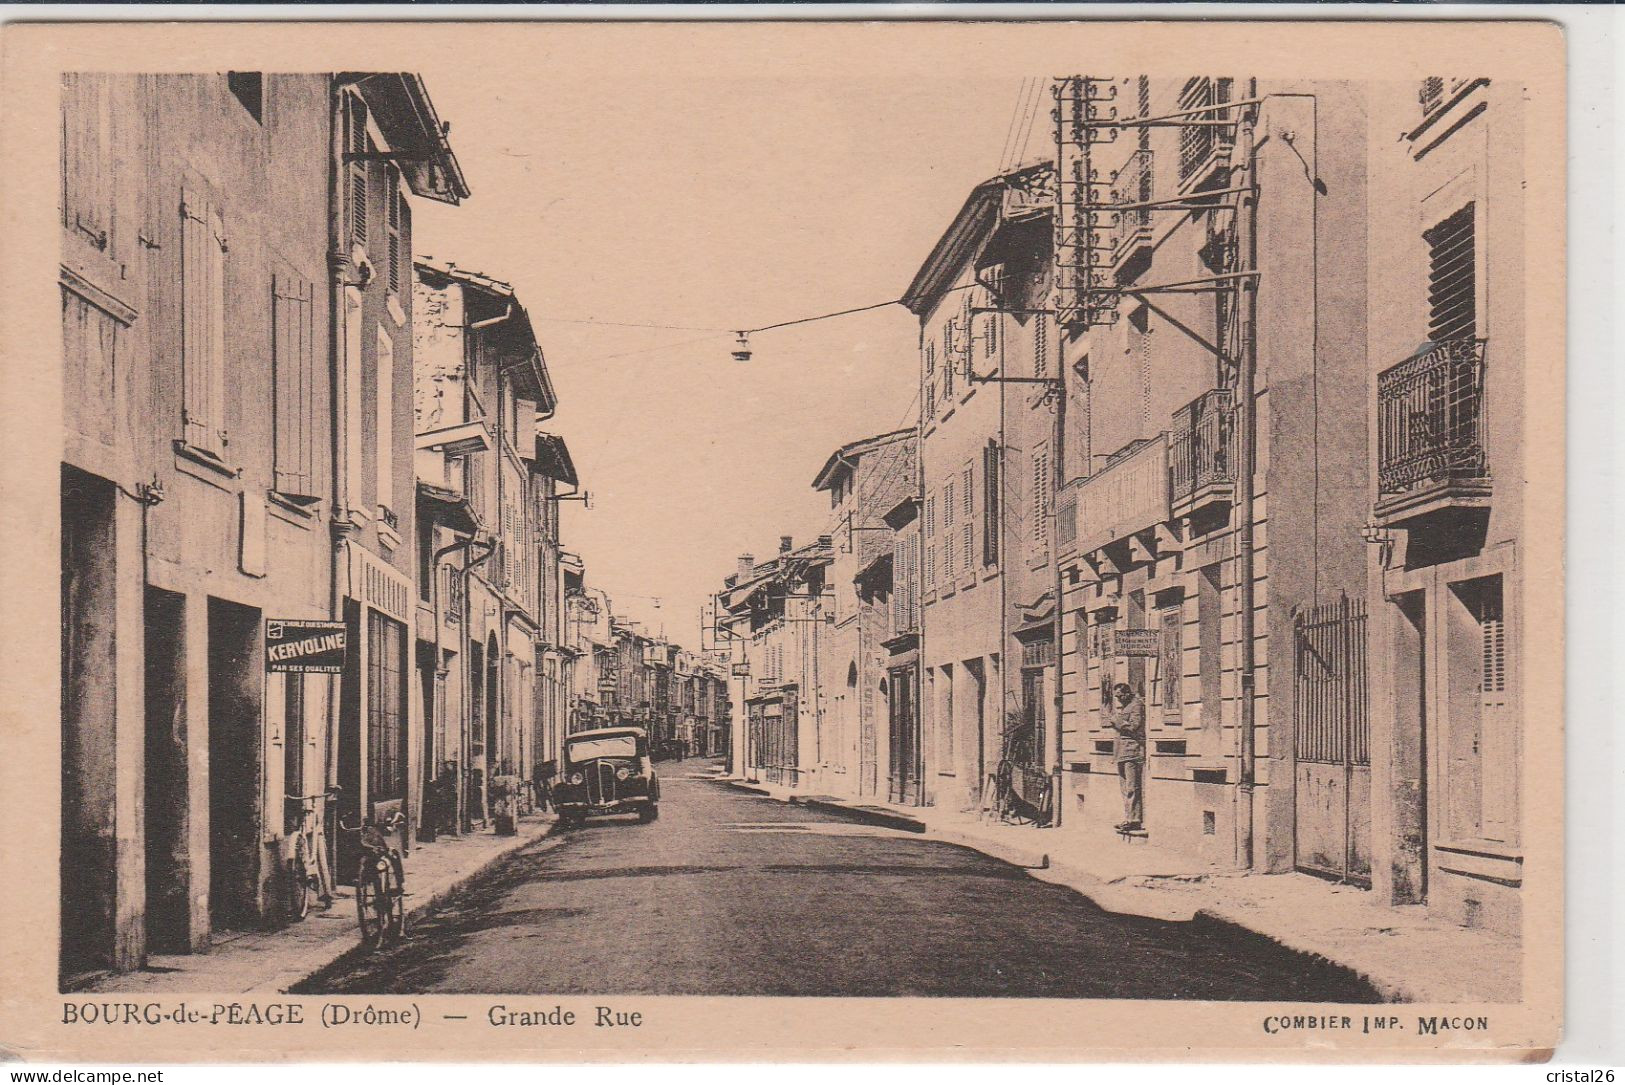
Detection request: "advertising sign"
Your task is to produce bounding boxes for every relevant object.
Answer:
[1108,628,1161,658]
[265,619,349,673]
[731,662,751,677]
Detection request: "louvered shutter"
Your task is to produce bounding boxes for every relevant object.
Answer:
[273,271,317,495]
[387,166,403,294]
[982,440,1001,566]
[1034,317,1049,378]
[1032,444,1051,546]
[1425,204,1476,343]
[181,188,227,456]
[962,465,975,570]
[346,96,369,251]
[1473,577,1515,842]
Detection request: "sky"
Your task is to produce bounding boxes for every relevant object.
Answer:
[411,34,1046,646]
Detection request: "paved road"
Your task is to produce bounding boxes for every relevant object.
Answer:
[297,760,1381,1000]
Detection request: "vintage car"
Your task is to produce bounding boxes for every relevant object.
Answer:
[553,726,660,825]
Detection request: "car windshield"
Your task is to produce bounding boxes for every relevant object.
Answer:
[566,735,639,763]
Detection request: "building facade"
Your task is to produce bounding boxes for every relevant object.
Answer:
[411,258,561,830]
[1364,77,1524,935]
[902,162,1058,815]
[1044,78,1369,871]
[59,71,465,982]
[812,429,917,800]
[718,538,833,787]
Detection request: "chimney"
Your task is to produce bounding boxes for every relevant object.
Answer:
[779,535,794,554]
[737,554,755,581]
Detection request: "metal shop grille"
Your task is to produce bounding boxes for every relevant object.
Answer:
[1292,595,1369,767]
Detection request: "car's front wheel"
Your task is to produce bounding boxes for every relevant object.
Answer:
[639,804,659,823]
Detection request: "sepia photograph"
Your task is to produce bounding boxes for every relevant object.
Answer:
[0,16,1570,1064]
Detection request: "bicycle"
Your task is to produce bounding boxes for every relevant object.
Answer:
[283,787,338,922]
[337,808,407,950]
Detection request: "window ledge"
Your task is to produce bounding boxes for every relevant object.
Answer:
[268,490,321,519]
[173,440,241,487]
[386,294,407,328]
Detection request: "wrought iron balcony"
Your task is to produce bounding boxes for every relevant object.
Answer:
[1177,77,1235,196]
[1110,149,1154,279]
[1169,388,1236,517]
[1374,338,1490,522]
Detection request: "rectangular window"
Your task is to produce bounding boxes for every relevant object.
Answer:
[272,270,317,497]
[375,328,394,514]
[1425,203,1476,343]
[941,482,957,579]
[1199,565,1222,733]
[943,324,956,398]
[180,186,228,457]
[366,610,408,803]
[1159,606,1183,713]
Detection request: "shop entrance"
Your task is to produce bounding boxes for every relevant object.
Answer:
[207,596,264,930]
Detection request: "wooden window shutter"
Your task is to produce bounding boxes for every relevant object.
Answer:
[1034,317,1049,378]
[1425,203,1476,343]
[61,73,112,252]
[961,465,975,569]
[982,439,1000,566]
[180,187,227,456]
[346,96,369,251]
[387,165,403,294]
[273,271,318,495]
[1032,443,1051,546]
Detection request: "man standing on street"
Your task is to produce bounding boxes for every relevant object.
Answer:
[1105,682,1145,832]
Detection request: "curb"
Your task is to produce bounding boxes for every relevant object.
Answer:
[268,818,564,993]
[790,796,926,834]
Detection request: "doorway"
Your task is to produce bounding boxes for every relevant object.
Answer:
[143,587,190,953]
[207,597,264,931]
[1291,594,1372,885]
[60,467,118,979]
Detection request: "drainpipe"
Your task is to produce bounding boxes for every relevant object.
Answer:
[324,77,348,836]
[1050,342,1067,827]
[1236,102,1261,871]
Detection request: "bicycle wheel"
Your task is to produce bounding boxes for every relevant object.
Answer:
[377,856,405,946]
[355,862,389,950]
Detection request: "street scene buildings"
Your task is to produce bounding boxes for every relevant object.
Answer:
[58,65,1531,1001]
[711,76,1526,942]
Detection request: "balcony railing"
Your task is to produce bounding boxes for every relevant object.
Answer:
[1375,338,1489,515]
[1111,149,1154,276]
[1178,77,1235,195]
[1069,434,1170,557]
[1169,388,1236,514]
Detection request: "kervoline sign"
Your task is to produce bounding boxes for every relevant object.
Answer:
[265,619,349,673]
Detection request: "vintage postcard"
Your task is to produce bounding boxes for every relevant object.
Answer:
[0,17,1564,1063]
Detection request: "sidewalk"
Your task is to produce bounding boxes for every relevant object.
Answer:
[82,815,561,995]
[727,778,1519,1004]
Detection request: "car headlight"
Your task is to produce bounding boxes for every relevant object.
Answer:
[615,767,631,781]
[568,772,584,785]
